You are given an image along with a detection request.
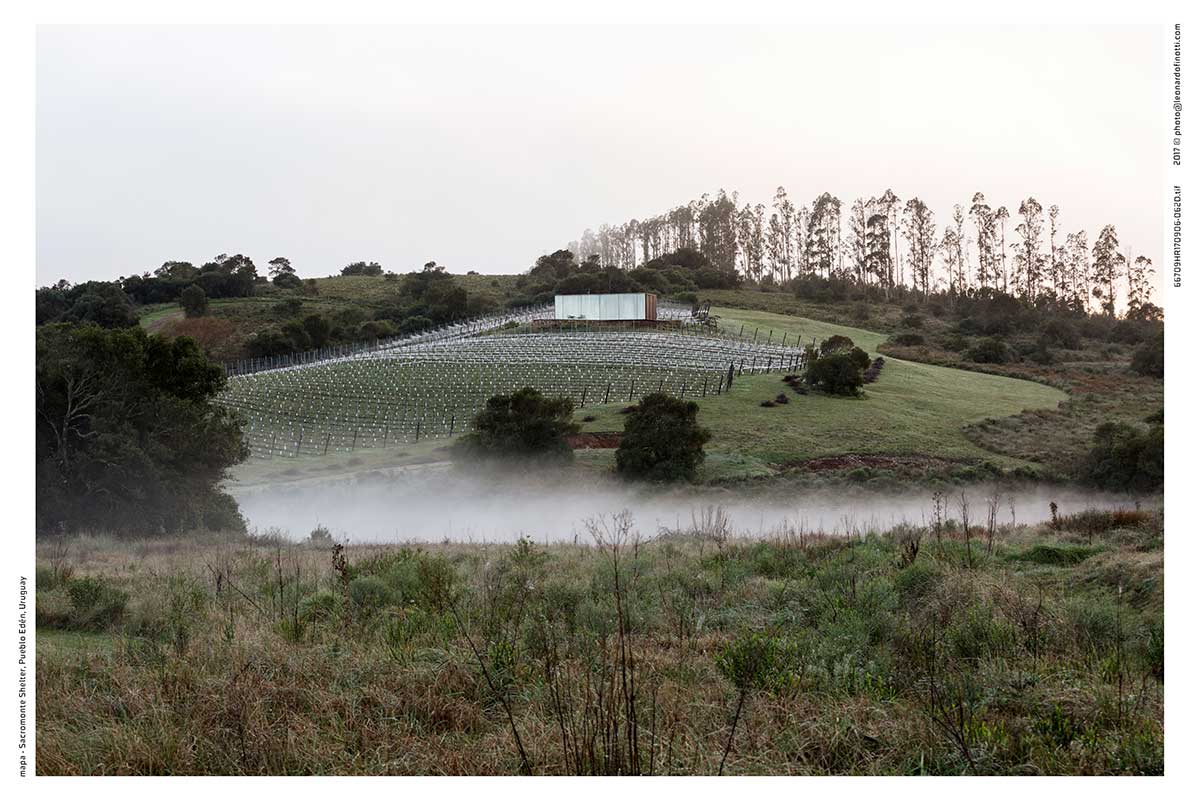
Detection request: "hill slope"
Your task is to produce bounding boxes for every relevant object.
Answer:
[573,307,1066,482]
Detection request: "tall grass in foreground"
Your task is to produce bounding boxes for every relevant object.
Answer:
[34,505,1163,775]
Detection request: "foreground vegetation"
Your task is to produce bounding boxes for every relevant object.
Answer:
[36,505,1162,775]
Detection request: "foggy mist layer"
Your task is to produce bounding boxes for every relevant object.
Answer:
[229,469,1148,544]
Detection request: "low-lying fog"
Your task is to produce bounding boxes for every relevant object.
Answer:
[230,467,1151,544]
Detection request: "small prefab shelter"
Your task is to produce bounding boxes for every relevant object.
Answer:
[553,293,657,322]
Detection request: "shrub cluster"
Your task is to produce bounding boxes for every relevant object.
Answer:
[452,387,579,464]
[804,340,871,396]
[1080,421,1163,492]
[862,356,885,384]
[965,336,1011,364]
[616,393,711,481]
[1130,338,1164,378]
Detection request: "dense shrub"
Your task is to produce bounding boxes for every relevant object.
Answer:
[1130,338,1164,378]
[348,576,393,615]
[398,316,433,336]
[1080,421,1163,492]
[452,387,579,463]
[65,576,129,631]
[966,337,1011,364]
[301,314,332,349]
[299,590,341,623]
[1040,319,1081,349]
[340,261,384,276]
[272,272,303,290]
[891,332,925,347]
[805,347,870,396]
[616,393,711,481]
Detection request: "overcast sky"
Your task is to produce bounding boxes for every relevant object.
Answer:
[37,24,1163,287]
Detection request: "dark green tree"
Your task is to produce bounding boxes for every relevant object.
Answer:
[36,324,248,535]
[301,314,332,349]
[1082,422,1163,492]
[180,283,208,317]
[615,393,711,481]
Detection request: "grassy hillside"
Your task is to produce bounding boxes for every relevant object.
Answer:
[573,307,1066,482]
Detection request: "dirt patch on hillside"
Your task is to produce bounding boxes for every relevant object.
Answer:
[795,454,958,472]
[568,432,623,449]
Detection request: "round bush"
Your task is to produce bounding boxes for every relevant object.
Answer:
[1131,338,1163,378]
[616,393,711,482]
[965,337,1011,364]
[348,576,394,615]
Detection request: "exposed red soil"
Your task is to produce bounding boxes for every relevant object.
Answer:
[567,432,623,449]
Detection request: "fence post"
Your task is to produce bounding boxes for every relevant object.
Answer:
[324,433,330,455]
[604,383,611,404]
[351,429,358,450]
[296,427,304,456]
[702,376,708,397]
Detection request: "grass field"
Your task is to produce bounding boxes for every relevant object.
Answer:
[34,509,1163,775]
[573,308,1067,481]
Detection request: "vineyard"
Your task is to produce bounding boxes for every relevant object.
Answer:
[217,305,808,458]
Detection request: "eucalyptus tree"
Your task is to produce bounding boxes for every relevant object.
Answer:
[968,193,997,288]
[736,203,766,280]
[1063,230,1091,312]
[848,197,871,285]
[772,187,796,279]
[1126,254,1156,318]
[795,205,812,276]
[902,197,938,297]
[939,208,968,298]
[952,205,968,294]
[994,206,1011,292]
[865,212,893,297]
[877,189,901,286]
[698,190,740,272]
[808,193,841,277]
[1045,205,1062,302]
[1013,197,1045,301]
[1090,224,1124,316]
[766,213,784,283]
[669,205,695,250]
